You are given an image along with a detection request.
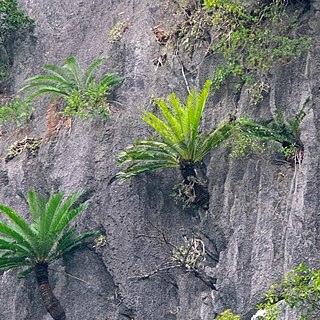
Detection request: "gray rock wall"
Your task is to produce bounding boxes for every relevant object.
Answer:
[0,0,319,319]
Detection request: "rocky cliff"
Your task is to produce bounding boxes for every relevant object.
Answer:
[0,0,319,319]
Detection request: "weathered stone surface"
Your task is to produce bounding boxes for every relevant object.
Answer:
[0,0,319,319]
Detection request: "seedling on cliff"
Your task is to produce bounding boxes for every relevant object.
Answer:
[0,191,95,320]
[116,81,235,209]
[20,56,123,119]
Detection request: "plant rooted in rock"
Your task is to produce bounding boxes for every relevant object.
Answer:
[116,80,235,209]
[0,0,34,88]
[216,309,240,320]
[258,262,320,320]
[172,237,206,271]
[5,136,42,162]
[0,96,32,125]
[204,0,311,104]
[0,190,95,320]
[231,109,306,164]
[20,56,123,119]
[172,176,208,209]
[108,20,130,43]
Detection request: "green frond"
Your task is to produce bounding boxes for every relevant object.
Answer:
[22,74,73,89]
[54,203,87,237]
[43,63,72,81]
[28,191,46,221]
[167,93,188,141]
[0,237,31,256]
[156,97,184,141]
[63,56,82,89]
[116,161,180,181]
[99,73,123,88]
[49,190,85,234]
[50,229,96,262]
[187,80,211,155]
[39,192,64,241]
[194,121,234,162]
[17,267,33,279]
[0,205,37,248]
[83,56,107,86]
[236,117,296,145]
[288,109,306,136]
[0,223,34,256]
[48,224,77,258]
[0,256,30,270]
[25,87,69,102]
[142,111,172,141]
[117,140,180,165]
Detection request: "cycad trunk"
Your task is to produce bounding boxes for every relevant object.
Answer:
[35,263,66,320]
[179,160,209,209]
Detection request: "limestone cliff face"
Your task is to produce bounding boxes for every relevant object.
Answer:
[0,1,319,319]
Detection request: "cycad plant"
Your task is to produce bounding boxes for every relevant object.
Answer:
[0,190,95,320]
[20,56,123,119]
[233,109,305,163]
[116,81,235,209]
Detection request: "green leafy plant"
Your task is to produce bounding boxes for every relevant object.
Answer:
[116,80,235,209]
[0,96,32,125]
[0,0,33,45]
[0,190,95,320]
[5,136,42,162]
[0,0,33,86]
[229,109,306,164]
[20,56,123,119]
[204,0,311,104]
[258,263,320,320]
[215,309,240,320]
[172,237,206,271]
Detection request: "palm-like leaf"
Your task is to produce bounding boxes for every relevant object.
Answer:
[236,116,298,146]
[0,191,95,274]
[83,56,106,87]
[117,81,234,180]
[20,56,123,105]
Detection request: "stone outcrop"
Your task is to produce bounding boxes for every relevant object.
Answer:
[0,0,319,319]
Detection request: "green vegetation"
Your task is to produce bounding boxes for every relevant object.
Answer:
[215,309,240,320]
[0,96,32,125]
[108,20,129,43]
[172,237,206,271]
[5,136,42,162]
[258,263,320,320]
[229,109,305,162]
[20,56,123,119]
[205,0,311,103]
[0,0,33,86]
[159,0,310,104]
[116,80,305,208]
[116,80,234,209]
[0,190,95,320]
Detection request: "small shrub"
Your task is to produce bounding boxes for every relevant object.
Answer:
[0,0,33,86]
[215,309,240,320]
[204,0,311,104]
[20,56,123,119]
[0,96,32,125]
[258,263,320,320]
[229,109,306,163]
[172,237,206,271]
